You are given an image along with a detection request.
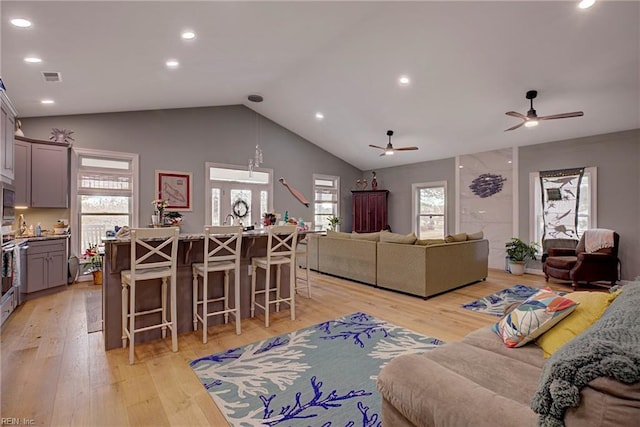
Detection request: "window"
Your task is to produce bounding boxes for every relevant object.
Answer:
[412,181,447,239]
[313,174,340,231]
[530,167,597,247]
[71,148,138,256]
[206,163,272,227]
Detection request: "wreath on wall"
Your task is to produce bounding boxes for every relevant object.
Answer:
[232,199,250,219]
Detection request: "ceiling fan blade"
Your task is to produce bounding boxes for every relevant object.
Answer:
[368,144,386,150]
[538,111,584,121]
[505,111,527,120]
[504,121,525,132]
[395,146,419,151]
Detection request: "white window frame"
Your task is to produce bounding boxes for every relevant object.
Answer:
[529,167,597,247]
[204,162,273,227]
[70,147,139,257]
[313,174,340,231]
[412,181,447,239]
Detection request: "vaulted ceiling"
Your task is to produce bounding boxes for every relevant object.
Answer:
[2,1,638,170]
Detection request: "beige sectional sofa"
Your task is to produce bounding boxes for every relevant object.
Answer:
[377,282,640,426]
[306,231,489,297]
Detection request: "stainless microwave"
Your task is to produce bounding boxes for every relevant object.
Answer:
[2,184,15,222]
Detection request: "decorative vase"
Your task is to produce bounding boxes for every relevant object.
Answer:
[92,270,103,285]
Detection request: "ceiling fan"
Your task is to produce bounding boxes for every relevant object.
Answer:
[504,90,584,131]
[369,130,418,156]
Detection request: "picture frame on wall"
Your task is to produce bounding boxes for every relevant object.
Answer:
[155,170,192,211]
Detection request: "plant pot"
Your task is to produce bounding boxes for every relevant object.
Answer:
[508,261,526,276]
[92,270,103,286]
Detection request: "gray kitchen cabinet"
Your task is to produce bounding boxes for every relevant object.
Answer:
[14,136,69,208]
[0,91,17,181]
[25,239,67,293]
[14,140,30,206]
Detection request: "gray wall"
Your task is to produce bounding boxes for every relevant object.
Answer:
[21,105,361,232]
[363,158,456,235]
[519,129,640,280]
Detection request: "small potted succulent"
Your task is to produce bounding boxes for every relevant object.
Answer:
[505,237,539,275]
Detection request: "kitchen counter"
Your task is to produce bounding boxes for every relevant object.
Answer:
[102,230,312,350]
[15,233,70,242]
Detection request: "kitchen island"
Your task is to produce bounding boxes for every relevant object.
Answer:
[102,230,307,350]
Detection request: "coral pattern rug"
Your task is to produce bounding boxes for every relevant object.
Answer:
[189,312,444,426]
[461,284,542,317]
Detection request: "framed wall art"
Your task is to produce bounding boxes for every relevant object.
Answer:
[155,170,192,211]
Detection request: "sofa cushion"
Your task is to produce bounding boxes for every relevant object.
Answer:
[493,288,578,348]
[380,231,417,244]
[351,231,380,241]
[414,238,446,246]
[463,326,545,369]
[467,231,484,240]
[445,232,468,243]
[326,230,351,239]
[535,290,621,358]
[544,255,578,270]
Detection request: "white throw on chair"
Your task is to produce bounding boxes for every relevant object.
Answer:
[192,225,243,343]
[251,225,298,327]
[121,227,179,364]
[295,235,311,298]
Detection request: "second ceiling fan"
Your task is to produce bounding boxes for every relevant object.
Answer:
[505,90,584,131]
[369,130,418,156]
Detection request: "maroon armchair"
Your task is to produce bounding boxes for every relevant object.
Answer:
[543,231,620,290]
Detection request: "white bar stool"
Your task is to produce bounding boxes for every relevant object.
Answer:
[121,227,179,365]
[250,225,298,327]
[192,225,243,343]
[295,234,311,298]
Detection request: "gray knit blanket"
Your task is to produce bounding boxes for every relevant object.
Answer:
[531,282,640,426]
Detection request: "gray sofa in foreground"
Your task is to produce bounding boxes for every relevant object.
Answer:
[377,282,640,426]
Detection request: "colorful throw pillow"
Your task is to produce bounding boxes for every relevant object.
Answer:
[467,231,484,240]
[379,231,417,244]
[351,232,381,241]
[535,290,621,357]
[415,238,446,246]
[445,233,468,243]
[493,288,579,348]
[326,230,351,239]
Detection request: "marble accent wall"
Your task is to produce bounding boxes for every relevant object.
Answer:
[458,148,514,269]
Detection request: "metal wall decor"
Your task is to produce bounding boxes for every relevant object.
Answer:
[469,173,507,198]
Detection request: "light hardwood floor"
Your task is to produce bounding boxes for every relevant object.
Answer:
[1,269,569,426]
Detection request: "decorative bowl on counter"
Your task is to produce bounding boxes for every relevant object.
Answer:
[53,226,69,235]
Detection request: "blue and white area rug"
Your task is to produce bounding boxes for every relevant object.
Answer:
[189,312,444,426]
[461,284,542,317]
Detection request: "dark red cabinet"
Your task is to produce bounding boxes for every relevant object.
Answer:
[352,190,389,233]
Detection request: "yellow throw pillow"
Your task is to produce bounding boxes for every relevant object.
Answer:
[535,290,620,358]
[326,230,351,239]
[380,231,417,244]
[445,233,468,243]
[351,232,381,241]
[415,238,446,246]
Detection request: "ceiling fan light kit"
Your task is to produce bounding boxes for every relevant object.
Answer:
[369,130,418,156]
[504,89,584,132]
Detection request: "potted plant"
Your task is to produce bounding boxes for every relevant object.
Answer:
[163,211,183,226]
[327,216,342,232]
[505,237,539,275]
[84,244,103,285]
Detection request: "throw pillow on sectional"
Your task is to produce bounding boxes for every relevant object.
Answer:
[380,231,417,244]
[415,238,446,246]
[535,290,621,357]
[351,232,381,241]
[445,233,468,243]
[467,231,484,240]
[493,288,579,348]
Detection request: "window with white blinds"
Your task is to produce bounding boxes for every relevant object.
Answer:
[72,149,138,255]
[313,174,340,231]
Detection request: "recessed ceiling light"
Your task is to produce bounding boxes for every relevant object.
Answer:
[165,59,179,68]
[398,75,410,86]
[10,18,32,28]
[315,112,324,120]
[24,57,42,63]
[181,31,196,40]
[459,165,464,169]
[508,160,513,164]
[578,0,596,9]
[41,99,54,104]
